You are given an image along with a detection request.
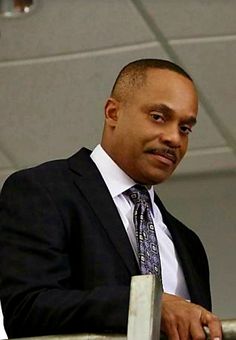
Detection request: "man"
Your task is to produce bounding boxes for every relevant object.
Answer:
[0,59,222,339]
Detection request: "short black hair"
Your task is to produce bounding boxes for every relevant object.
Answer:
[111,59,193,101]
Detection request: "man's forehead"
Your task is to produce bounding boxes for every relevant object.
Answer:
[145,67,193,83]
[145,68,198,99]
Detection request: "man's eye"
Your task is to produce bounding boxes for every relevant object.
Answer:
[150,113,164,122]
[180,126,192,135]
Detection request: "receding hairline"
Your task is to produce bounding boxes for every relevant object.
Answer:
[110,59,193,101]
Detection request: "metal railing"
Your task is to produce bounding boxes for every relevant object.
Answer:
[8,275,236,340]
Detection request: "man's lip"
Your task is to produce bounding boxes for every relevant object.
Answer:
[149,150,177,164]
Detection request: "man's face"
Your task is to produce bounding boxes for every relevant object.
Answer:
[103,68,198,185]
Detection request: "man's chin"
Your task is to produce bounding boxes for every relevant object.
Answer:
[138,169,174,186]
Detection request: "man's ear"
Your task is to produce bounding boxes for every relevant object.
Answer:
[104,97,120,127]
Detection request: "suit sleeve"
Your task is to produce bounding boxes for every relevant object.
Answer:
[0,171,130,338]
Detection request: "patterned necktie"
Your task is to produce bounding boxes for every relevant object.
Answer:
[126,185,162,281]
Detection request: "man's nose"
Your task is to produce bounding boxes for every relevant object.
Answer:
[159,125,181,148]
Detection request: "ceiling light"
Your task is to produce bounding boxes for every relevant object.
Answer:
[0,0,37,18]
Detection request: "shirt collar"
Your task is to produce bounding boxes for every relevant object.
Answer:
[90,145,155,208]
[90,144,135,198]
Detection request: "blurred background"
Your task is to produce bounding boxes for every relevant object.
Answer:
[0,0,235,338]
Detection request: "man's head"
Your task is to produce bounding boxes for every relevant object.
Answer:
[101,59,198,185]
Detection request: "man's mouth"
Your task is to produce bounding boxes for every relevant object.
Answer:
[146,148,177,164]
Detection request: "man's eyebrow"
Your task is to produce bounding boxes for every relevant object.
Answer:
[145,103,197,126]
[185,116,197,126]
[146,103,173,115]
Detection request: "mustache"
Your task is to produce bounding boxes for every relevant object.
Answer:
[145,146,177,164]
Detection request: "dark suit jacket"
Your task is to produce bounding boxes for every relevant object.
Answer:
[0,148,211,338]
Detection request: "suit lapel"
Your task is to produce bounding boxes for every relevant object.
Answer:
[164,214,203,303]
[154,193,208,306]
[68,148,139,276]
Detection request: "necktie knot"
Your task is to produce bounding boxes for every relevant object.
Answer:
[127,185,152,209]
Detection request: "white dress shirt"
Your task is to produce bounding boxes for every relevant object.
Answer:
[91,144,190,300]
